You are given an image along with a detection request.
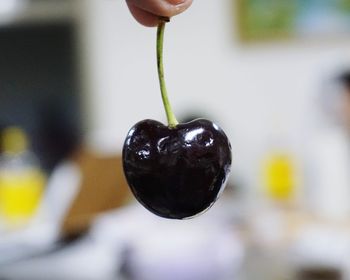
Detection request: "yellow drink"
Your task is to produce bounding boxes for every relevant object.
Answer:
[0,126,46,228]
[262,153,295,201]
[0,169,45,226]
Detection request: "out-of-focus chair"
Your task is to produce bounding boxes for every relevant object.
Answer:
[61,148,132,238]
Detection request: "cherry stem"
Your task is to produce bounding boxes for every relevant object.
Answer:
[157,17,179,128]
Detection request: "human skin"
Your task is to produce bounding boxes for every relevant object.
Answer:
[126,0,193,27]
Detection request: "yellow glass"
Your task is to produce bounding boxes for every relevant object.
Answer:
[262,153,295,201]
[0,169,45,226]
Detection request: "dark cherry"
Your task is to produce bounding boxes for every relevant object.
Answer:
[122,119,232,219]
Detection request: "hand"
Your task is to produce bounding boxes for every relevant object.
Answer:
[126,0,193,27]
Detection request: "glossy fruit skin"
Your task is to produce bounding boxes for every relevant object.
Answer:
[122,119,232,219]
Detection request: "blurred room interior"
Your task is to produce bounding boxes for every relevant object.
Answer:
[1,0,350,279]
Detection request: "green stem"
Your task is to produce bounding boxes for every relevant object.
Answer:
[157,17,179,128]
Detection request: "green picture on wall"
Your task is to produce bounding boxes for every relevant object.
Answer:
[237,0,350,42]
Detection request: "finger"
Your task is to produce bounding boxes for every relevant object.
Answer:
[126,0,192,18]
[127,3,159,27]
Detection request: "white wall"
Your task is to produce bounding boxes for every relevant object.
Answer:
[79,0,350,190]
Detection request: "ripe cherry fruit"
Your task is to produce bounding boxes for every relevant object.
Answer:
[122,18,232,219]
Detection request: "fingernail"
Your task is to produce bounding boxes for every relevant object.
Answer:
[165,0,186,5]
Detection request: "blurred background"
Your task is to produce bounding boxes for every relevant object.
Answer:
[1,0,350,279]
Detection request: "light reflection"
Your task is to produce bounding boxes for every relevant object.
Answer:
[157,136,169,153]
[137,148,150,159]
[212,123,219,131]
[184,128,204,143]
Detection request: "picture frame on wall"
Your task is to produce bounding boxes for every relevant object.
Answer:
[236,0,350,42]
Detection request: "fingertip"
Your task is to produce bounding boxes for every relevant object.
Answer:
[174,0,193,15]
[127,3,159,27]
[127,0,193,19]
